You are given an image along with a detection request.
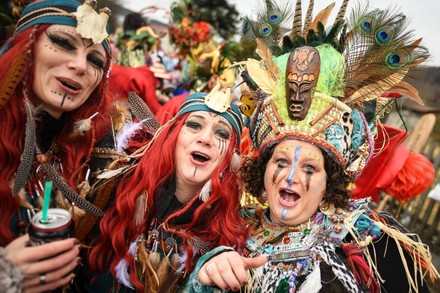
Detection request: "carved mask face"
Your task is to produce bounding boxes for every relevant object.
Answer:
[285,46,320,120]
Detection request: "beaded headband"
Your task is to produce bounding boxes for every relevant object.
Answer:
[240,0,428,178]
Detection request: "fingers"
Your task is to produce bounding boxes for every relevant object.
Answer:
[8,234,30,249]
[21,244,81,276]
[22,272,75,293]
[200,262,231,290]
[12,238,79,265]
[243,255,267,269]
[22,256,80,287]
[198,251,267,291]
[228,256,249,284]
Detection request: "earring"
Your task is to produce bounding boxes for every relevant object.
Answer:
[229,150,241,172]
[199,179,212,202]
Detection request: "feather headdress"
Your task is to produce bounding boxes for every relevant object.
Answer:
[237,0,429,178]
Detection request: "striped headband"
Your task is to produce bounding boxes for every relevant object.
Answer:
[175,93,243,145]
[14,0,111,56]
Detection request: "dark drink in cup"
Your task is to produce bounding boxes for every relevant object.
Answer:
[29,208,74,246]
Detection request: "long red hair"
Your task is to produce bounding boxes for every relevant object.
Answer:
[0,25,114,245]
[89,114,249,290]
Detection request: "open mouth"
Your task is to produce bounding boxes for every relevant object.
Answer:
[279,188,300,203]
[58,78,82,91]
[191,152,210,163]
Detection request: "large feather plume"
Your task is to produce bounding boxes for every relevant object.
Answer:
[241,0,293,53]
[343,3,429,106]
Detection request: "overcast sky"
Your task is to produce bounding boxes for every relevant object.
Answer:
[123,0,440,67]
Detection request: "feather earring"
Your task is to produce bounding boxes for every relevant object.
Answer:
[156,257,171,289]
[230,151,241,172]
[13,100,36,197]
[199,179,212,202]
[67,112,99,140]
[77,167,91,197]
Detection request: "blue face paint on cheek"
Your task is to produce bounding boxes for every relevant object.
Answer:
[286,146,302,189]
[312,174,327,192]
[281,208,288,219]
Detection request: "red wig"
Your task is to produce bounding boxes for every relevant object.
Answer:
[89,113,249,290]
[0,25,114,245]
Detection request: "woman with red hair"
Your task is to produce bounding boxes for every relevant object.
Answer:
[0,0,115,291]
[85,91,248,292]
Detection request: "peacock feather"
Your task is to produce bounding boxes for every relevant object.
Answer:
[240,0,429,110]
[343,3,429,106]
[241,0,293,54]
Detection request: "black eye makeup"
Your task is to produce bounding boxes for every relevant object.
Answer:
[45,30,106,70]
[87,54,105,70]
[185,120,201,130]
[46,31,75,50]
[215,128,231,140]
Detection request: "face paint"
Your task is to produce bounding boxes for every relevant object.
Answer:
[305,172,312,191]
[217,137,226,155]
[174,111,232,192]
[281,208,288,220]
[193,166,197,177]
[312,173,327,193]
[272,164,283,186]
[264,140,327,226]
[286,146,302,189]
[32,25,107,118]
[60,93,67,107]
[307,152,322,162]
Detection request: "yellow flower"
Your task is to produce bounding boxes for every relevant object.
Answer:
[181,17,192,27]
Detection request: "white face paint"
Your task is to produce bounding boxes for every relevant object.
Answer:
[264,139,327,225]
[32,25,107,118]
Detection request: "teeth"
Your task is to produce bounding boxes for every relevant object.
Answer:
[280,190,300,203]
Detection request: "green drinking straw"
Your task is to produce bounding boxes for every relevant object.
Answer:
[41,181,53,224]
